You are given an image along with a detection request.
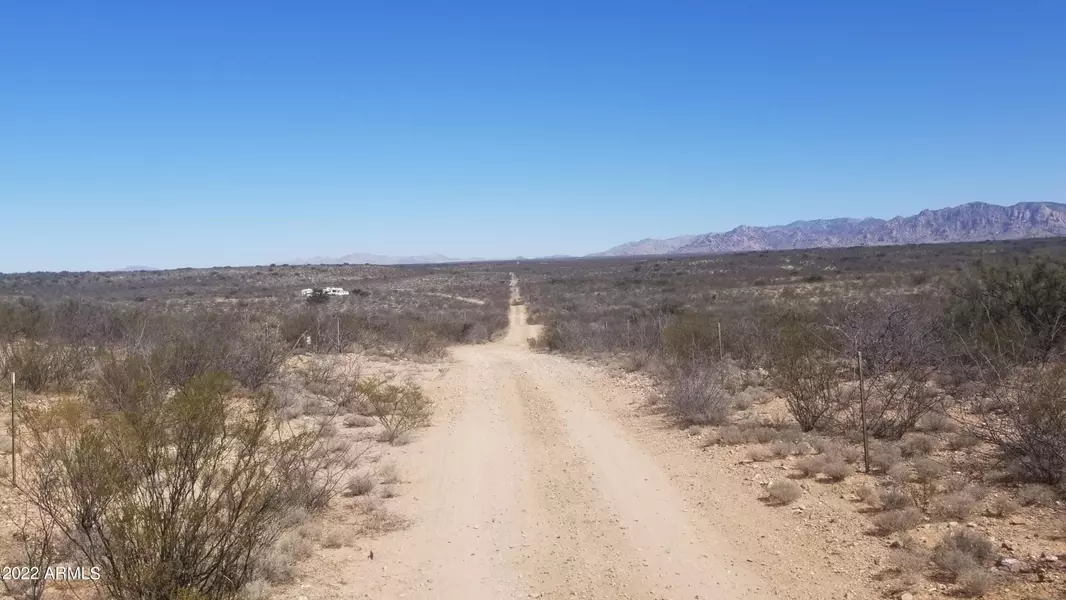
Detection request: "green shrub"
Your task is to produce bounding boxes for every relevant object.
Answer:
[18,374,353,600]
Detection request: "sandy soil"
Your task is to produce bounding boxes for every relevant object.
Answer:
[283,278,865,600]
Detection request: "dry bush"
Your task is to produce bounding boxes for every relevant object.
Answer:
[933,529,996,579]
[878,487,915,511]
[766,479,803,505]
[770,440,800,458]
[872,507,924,534]
[912,457,948,483]
[357,498,408,535]
[901,433,938,457]
[948,260,1066,483]
[768,321,845,431]
[746,446,774,462]
[886,548,929,593]
[665,361,729,426]
[917,410,956,433]
[344,475,376,497]
[357,377,433,443]
[18,373,355,600]
[795,456,826,478]
[986,495,1021,518]
[947,432,981,451]
[961,364,1066,484]
[1017,484,1059,507]
[821,458,854,481]
[344,414,377,428]
[870,443,904,473]
[931,491,979,521]
[833,301,945,439]
[320,529,350,549]
[857,483,881,508]
[717,425,747,445]
[957,569,996,598]
[1,341,92,393]
[256,519,316,584]
[148,310,288,390]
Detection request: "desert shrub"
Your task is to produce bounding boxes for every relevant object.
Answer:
[834,301,945,439]
[901,434,938,457]
[878,487,915,511]
[344,475,375,497]
[767,479,803,505]
[948,258,1066,365]
[665,361,729,426]
[986,495,1021,518]
[1,341,92,393]
[917,410,955,432]
[770,440,799,458]
[957,569,995,597]
[947,432,981,451]
[768,322,845,431]
[1017,484,1059,507]
[912,457,948,483]
[17,373,354,600]
[870,443,903,473]
[857,483,881,508]
[794,456,826,478]
[357,377,433,443]
[933,529,996,578]
[872,507,923,533]
[529,324,565,351]
[149,310,287,390]
[963,364,1066,484]
[717,425,747,445]
[746,446,773,462]
[931,491,979,521]
[660,314,720,365]
[821,458,854,481]
[838,445,863,464]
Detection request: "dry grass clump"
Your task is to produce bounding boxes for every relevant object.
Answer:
[746,446,774,462]
[770,440,802,458]
[344,475,376,497]
[878,487,916,511]
[1017,484,1059,507]
[957,569,996,597]
[931,491,979,521]
[357,498,409,535]
[933,529,996,583]
[766,479,803,505]
[821,458,855,482]
[872,507,924,534]
[986,495,1021,518]
[344,414,378,428]
[794,456,826,478]
[869,443,904,473]
[666,361,730,426]
[947,432,981,451]
[901,433,938,457]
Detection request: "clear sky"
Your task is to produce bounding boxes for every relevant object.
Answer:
[2,1,1064,272]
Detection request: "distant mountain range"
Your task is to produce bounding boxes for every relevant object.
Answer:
[592,202,1066,257]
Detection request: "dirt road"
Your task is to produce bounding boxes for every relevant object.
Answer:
[307,278,859,599]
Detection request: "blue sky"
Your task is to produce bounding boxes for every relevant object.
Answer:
[1,1,1064,271]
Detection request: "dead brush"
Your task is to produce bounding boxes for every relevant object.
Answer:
[766,479,803,505]
[872,507,924,534]
[933,529,996,579]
